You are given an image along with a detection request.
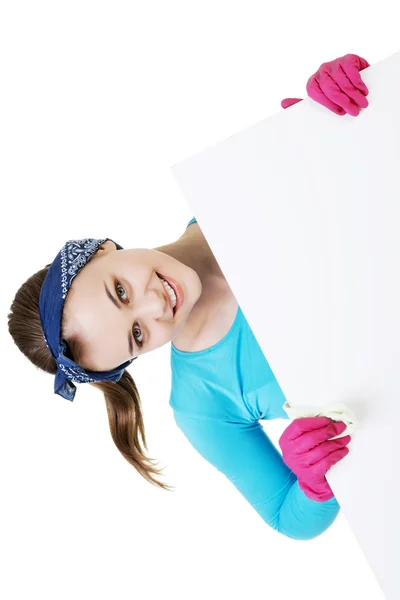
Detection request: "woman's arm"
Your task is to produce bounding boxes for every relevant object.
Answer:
[173,411,340,541]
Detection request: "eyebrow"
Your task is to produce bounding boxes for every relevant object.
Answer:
[104,281,135,357]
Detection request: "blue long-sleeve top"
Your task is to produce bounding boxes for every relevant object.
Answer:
[169,217,341,541]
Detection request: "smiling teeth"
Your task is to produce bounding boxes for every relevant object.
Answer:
[160,278,177,308]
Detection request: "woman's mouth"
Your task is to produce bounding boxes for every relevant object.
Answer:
[157,273,184,316]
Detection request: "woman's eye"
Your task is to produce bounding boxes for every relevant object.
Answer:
[115,283,128,303]
[133,325,144,347]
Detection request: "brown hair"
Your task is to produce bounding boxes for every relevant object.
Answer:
[7,264,174,492]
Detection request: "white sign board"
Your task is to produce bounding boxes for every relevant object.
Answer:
[171,51,400,600]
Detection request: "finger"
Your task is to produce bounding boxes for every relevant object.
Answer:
[307,76,346,115]
[353,53,370,70]
[340,63,369,96]
[318,75,361,116]
[306,445,350,481]
[291,421,347,454]
[294,435,350,468]
[285,416,332,441]
[332,64,369,109]
[341,54,370,94]
[281,97,303,109]
[306,435,351,465]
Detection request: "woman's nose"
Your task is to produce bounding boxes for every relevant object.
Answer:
[133,289,169,318]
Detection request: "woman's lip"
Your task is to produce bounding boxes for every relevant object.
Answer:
[157,273,184,316]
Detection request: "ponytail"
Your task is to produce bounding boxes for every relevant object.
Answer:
[8,265,173,491]
[91,371,174,491]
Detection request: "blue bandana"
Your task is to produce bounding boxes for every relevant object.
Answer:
[39,237,136,402]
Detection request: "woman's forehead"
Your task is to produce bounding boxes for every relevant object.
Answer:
[65,277,123,347]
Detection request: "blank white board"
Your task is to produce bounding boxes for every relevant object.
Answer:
[171,51,400,600]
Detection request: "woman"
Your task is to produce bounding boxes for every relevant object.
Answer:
[7,53,370,541]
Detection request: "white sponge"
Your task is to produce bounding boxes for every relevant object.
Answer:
[282,401,359,440]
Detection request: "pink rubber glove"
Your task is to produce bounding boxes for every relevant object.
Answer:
[281,53,370,116]
[278,416,351,502]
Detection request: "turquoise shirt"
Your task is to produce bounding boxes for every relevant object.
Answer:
[169,217,340,541]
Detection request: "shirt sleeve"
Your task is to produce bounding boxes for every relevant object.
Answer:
[173,411,340,541]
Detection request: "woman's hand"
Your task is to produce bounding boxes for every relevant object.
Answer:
[278,416,352,502]
[281,53,370,116]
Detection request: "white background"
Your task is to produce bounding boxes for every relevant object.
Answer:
[0,2,396,599]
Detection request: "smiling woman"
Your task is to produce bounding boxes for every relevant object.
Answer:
[7,217,209,490]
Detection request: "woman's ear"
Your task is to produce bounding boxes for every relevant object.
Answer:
[97,240,117,254]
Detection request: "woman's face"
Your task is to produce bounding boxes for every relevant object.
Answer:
[62,240,202,371]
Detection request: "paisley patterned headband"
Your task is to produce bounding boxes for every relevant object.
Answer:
[39,238,136,402]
